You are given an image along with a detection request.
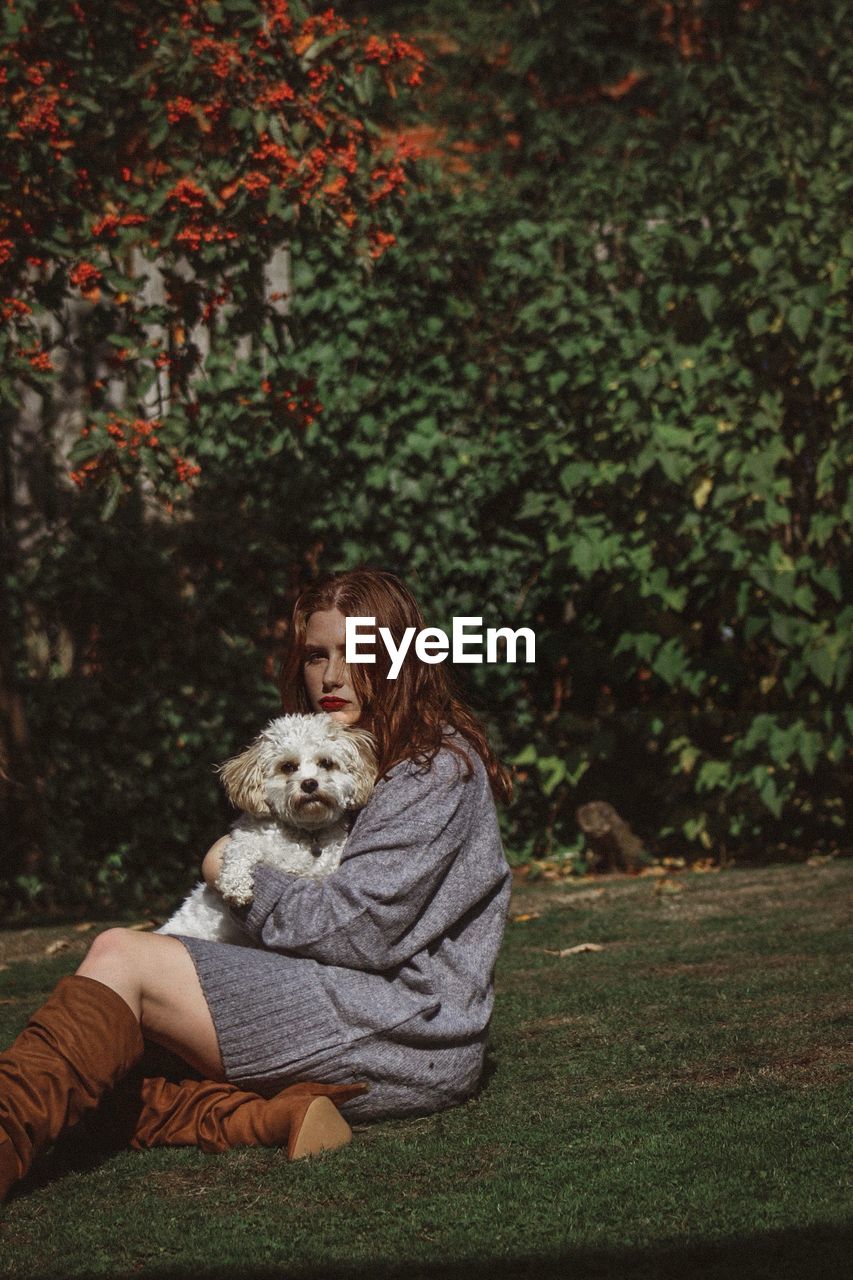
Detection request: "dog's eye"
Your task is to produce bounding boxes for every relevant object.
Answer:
[279,762,298,774]
[317,757,336,770]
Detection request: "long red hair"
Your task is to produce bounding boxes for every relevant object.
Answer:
[278,568,513,806]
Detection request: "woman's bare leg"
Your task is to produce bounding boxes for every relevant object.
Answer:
[76,929,224,1078]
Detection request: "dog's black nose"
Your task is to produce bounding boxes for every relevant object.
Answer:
[301,778,319,794]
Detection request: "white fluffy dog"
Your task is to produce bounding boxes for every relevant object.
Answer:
[159,714,377,946]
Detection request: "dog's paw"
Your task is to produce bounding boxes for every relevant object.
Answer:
[216,885,252,906]
[215,847,258,908]
[215,873,254,907]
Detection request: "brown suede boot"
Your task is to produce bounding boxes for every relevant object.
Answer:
[128,1076,368,1159]
[0,974,144,1201]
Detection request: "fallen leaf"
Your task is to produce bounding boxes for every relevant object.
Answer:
[510,912,541,923]
[74,922,95,933]
[655,877,685,896]
[127,920,158,931]
[543,943,605,957]
[45,939,71,956]
[639,866,667,878]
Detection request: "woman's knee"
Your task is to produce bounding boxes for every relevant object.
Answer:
[81,927,138,978]
[76,927,145,1017]
[79,929,222,1078]
[83,928,183,992]
[86,926,129,958]
[82,930,182,999]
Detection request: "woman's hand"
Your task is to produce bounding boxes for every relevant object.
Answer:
[202,836,232,889]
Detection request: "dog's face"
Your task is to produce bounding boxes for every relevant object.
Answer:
[218,714,377,830]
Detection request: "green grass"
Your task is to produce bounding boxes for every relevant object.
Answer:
[0,862,850,1279]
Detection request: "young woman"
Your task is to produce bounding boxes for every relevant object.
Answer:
[0,568,513,1199]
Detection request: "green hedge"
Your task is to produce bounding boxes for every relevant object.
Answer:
[4,0,850,911]
[265,0,851,864]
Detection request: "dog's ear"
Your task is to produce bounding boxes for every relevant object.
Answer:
[342,727,378,810]
[217,738,271,817]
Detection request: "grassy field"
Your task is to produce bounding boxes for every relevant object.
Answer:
[0,861,850,1279]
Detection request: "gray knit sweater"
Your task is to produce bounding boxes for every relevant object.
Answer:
[178,735,511,1120]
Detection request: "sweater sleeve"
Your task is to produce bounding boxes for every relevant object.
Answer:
[238,750,478,971]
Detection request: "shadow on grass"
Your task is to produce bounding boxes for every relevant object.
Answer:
[21,1221,852,1280]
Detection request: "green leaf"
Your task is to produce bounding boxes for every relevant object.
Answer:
[353,67,380,107]
[796,728,823,775]
[759,775,784,818]
[805,630,851,689]
[539,757,567,797]
[786,305,812,343]
[810,567,842,602]
[748,308,771,336]
[696,285,721,322]
[565,755,590,787]
[652,638,688,687]
[749,246,774,275]
[100,474,124,522]
[696,760,730,792]
[149,115,169,149]
[569,537,601,577]
[301,31,347,66]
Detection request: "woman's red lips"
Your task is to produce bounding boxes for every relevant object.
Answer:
[319,697,347,709]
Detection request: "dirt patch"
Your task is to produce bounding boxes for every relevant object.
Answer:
[509,881,628,917]
[518,1013,597,1038]
[0,929,92,970]
[676,1042,853,1089]
[0,920,155,969]
[141,1169,217,1197]
[509,862,853,925]
[640,953,815,980]
[585,1042,853,1099]
[456,1142,509,1183]
[740,998,853,1032]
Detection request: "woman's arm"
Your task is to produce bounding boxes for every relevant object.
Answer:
[235,750,504,971]
[202,835,232,887]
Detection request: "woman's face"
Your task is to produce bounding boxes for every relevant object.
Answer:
[303,608,362,726]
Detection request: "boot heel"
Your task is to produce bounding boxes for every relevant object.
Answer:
[289,1097,353,1160]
